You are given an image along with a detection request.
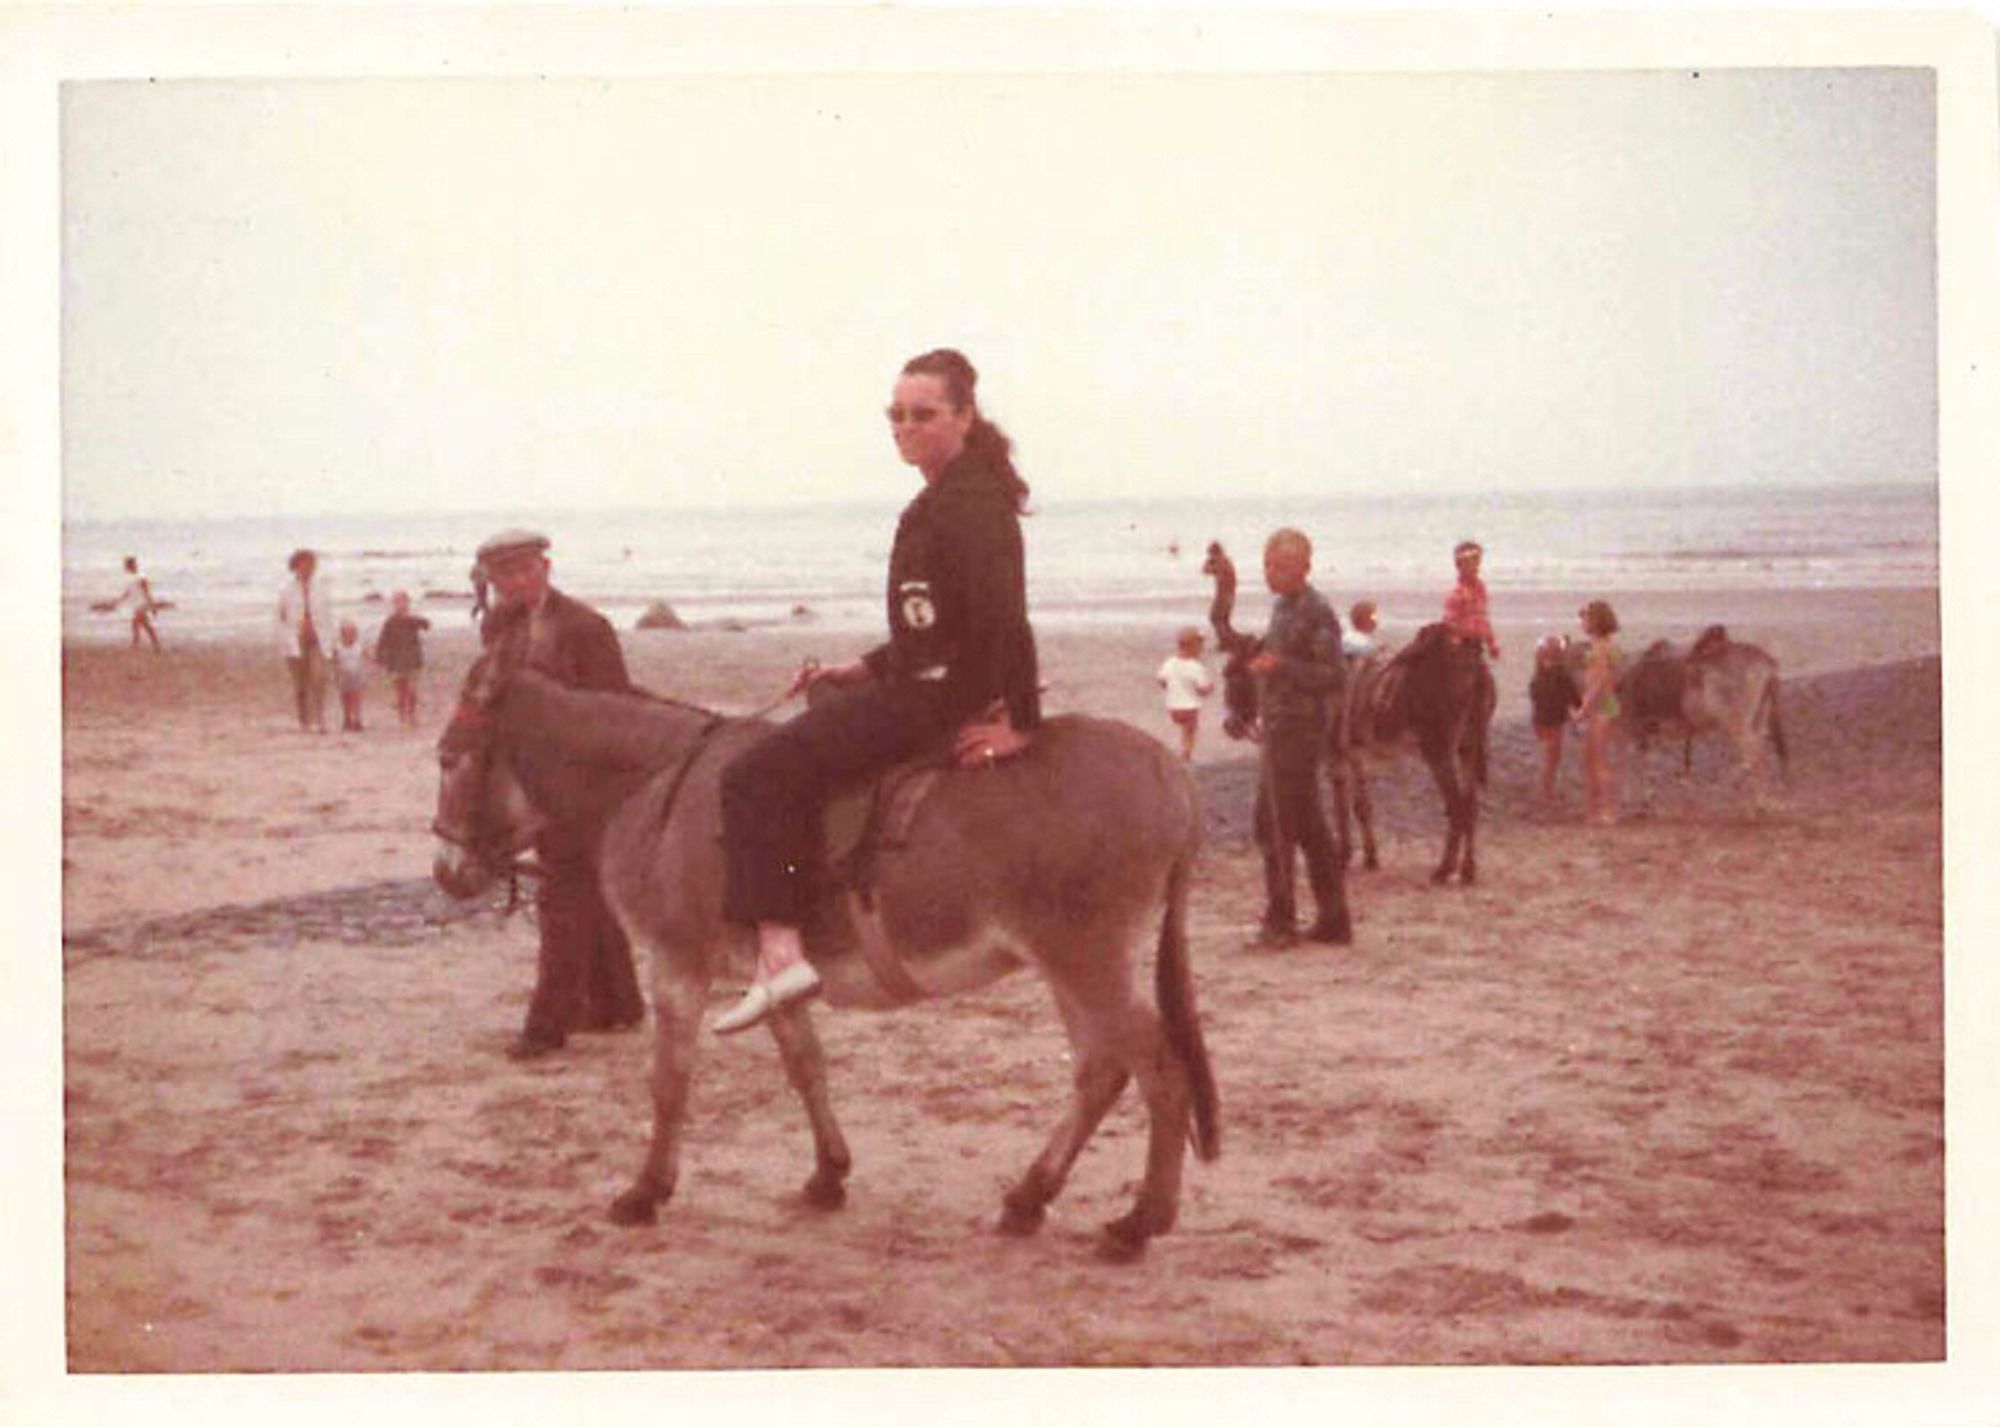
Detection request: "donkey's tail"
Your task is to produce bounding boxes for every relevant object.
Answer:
[1156,832,1220,1163]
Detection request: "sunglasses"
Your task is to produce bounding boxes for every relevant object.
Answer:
[885,405,945,426]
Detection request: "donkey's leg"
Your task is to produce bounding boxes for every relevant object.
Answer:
[1628,734,1655,814]
[610,963,706,1226]
[765,1003,853,1210]
[1095,994,1196,1263]
[1457,744,1480,885]
[1422,744,1465,884]
[1326,755,1355,871]
[1733,722,1770,812]
[1000,990,1131,1237]
[1023,961,1197,1262]
[1352,756,1380,870]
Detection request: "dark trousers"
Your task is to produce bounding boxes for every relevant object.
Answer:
[522,828,644,1043]
[1254,718,1342,929]
[286,645,326,729]
[720,679,944,927]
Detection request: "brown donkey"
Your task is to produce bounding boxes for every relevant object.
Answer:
[432,622,1219,1261]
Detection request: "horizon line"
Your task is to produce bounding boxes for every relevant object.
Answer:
[62,475,1939,528]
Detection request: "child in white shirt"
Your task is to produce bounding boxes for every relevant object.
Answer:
[1156,626,1216,762]
[332,619,368,732]
[1343,600,1380,659]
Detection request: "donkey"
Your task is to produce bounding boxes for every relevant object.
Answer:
[1202,542,1494,884]
[1348,624,1496,884]
[1574,625,1787,809]
[431,618,1220,1262]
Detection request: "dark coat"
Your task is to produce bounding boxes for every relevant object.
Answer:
[482,587,630,694]
[374,611,431,675]
[1529,664,1581,729]
[488,586,644,1037]
[1259,583,1344,732]
[861,452,1041,730]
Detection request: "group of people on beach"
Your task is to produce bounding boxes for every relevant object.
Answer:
[1157,534,1632,857]
[275,547,433,734]
[96,547,439,735]
[104,344,1637,1053]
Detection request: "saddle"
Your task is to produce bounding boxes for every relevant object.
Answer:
[1361,640,1423,745]
[784,755,948,1007]
[1345,653,1394,747]
[815,759,944,903]
[788,678,951,899]
[1688,624,1732,664]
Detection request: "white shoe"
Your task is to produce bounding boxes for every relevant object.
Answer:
[712,961,823,1036]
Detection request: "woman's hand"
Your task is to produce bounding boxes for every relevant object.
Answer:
[793,658,870,694]
[954,709,1030,769]
[1248,651,1279,678]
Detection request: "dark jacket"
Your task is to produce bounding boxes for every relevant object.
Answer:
[483,587,630,694]
[1260,582,1344,731]
[1529,665,1581,728]
[861,452,1041,730]
[374,611,431,675]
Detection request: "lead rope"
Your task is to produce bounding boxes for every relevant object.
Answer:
[739,658,819,722]
[482,666,796,923]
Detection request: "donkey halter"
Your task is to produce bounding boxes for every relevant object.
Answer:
[433,649,547,912]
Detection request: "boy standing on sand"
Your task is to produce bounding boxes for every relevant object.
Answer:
[374,591,431,728]
[1530,633,1582,805]
[1156,626,1215,762]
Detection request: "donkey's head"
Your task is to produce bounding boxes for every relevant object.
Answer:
[431,609,545,900]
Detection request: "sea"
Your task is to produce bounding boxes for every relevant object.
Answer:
[61,482,1938,647]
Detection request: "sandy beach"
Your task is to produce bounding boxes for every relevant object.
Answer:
[58,581,1942,1372]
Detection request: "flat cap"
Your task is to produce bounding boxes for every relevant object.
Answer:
[475,529,551,565]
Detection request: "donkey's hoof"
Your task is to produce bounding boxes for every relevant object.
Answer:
[1096,1214,1152,1264]
[608,1188,660,1226]
[997,1200,1047,1237]
[801,1171,847,1211]
[1305,913,1351,946]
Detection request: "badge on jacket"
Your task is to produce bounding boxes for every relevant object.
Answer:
[899,581,937,630]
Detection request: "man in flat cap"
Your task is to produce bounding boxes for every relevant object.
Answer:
[477,529,646,1060]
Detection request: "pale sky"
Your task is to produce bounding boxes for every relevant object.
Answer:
[61,67,1936,521]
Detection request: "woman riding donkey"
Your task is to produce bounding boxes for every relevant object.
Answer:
[713,348,1042,1035]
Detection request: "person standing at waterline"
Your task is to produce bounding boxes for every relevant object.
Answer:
[714,348,1042,1036]
[277,549,332,732]
[95,555,165,652]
